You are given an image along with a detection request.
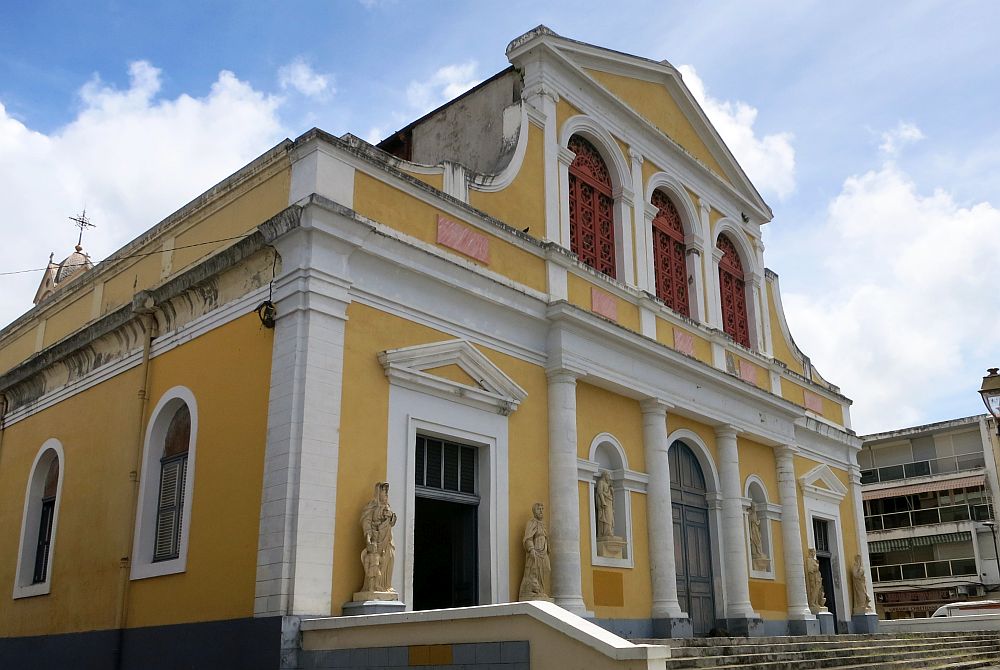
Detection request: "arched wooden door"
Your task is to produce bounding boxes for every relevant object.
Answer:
[669,440,717,635]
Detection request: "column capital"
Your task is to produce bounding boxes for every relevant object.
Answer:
[774,444,799,461]
[714,424,739,441]
[640,397,673,416]
[628,147,644,165]
[557,146,577,167]
[546,363,587,384]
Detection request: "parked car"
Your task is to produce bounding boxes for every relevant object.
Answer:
[932,600,1000,617]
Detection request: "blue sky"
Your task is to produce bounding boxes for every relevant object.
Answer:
[1,1,998,433]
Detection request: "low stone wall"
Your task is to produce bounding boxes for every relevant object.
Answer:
[880,613,1000,632]
[303,641,529,669]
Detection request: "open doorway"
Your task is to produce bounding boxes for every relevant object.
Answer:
[813,518,839,623]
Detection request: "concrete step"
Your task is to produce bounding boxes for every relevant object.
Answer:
[640,631,1000,647]
[667,638,1000,660]
[664,644,1000,669]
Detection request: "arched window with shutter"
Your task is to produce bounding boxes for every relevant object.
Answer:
[651,190,689,316]
[717,233,750,348]
[568,134,616,277]
[14,440,65,598]
[155,404,191,562]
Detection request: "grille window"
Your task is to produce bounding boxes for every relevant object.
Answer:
[416,436,476,495]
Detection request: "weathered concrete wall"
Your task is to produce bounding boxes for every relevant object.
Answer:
[880,614,1000,632]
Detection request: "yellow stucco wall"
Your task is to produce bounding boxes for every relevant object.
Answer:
[333,303,550,614]
[0,313,272,635]
[469,122,547,232]
[353,172,547,293]
[584,69,729,182]
[0,328,37,375]
[402,169,444,190]
[766,282,804,376]
[567,274,641,333]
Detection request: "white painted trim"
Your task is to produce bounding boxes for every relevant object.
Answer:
[581,433,636,568]
[13,439,65,599]
[386,385,511,610]
[801,464,851,623]
[743,475,777,580]
[131,386,198,580]
[468,103,533,194]
[798,463,849,506]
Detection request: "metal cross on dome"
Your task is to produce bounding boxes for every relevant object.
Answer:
[69,208,95,249]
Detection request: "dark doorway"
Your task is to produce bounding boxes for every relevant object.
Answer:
[413,497,478,610]
[813,518,839,624]
[670,440,717,635]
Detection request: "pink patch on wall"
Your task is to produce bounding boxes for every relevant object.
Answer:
[738,359,759,386]
[673,329,695,356]
[804,390,824,413]
[591,288,618,321]
[437,215,490,264]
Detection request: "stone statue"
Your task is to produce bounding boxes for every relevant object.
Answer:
[749,508,770,571]
[519,502,552,601]
[805,548,826,613]
[851,554,873,615]
[596,471,615,538]
[354,481,397,601]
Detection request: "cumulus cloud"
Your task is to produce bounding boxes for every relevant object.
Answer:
[879,121,924,155]
[781,156,1000,433]
[278,57,333,98]
[0,61,286,329]
[679,65,796,201]
[406,61,480,116]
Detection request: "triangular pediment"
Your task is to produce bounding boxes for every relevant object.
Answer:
[378,339,527,415]
[799,463,848,503]
[506,25,771,221]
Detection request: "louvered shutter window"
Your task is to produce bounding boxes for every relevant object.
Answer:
[154,454,187,561]
[32,499,55,583]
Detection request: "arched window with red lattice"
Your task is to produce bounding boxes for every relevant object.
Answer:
[651,190,689,316]
[717,233,750,348]
[568,135,616,277]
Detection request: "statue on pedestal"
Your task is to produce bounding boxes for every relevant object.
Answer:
[851,554,873,615]
[519,502,552,601]
[749,509,770,571]
[805,548,827,614]
[354,481,398,602]
[595,471,626,559]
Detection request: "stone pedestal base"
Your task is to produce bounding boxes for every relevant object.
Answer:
[651,616,692,639]
[342,599,406,616]
[816,611,835,634]
[787,617,819,636]
[352,590,398,603]
[597,536,626,559]
[851,612,879,634]
[724,617,764,637]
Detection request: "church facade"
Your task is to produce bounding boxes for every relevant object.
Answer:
[0,27,873,668]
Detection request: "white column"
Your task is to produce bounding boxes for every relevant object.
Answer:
[629,149,652,293]
[546,369,588,614]
[775,446,812,621]
[848,464,876,612]
[700,201,722,329]
[641,399,685,619]
[557,146,576,250]
[716,425,756,619]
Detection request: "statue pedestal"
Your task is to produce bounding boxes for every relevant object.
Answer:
[816,610,835,635]
[752,557,771,571]
[343,597,406,616]
[851,612,878,634]
[597,536,626,559]
[352,590,398,603]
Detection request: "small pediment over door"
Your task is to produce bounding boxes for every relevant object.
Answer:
[798,464,848,505]
[378,339,528,415]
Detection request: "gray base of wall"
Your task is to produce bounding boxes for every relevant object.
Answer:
[0,616,281,670]
[591,616,872,639]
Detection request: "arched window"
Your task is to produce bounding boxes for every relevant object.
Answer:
[132,387,197,579]
[568,134,616,277]
[651,190,689,316]
[14,441,64,598]
[717,234,750,348]
[155,403,191,561]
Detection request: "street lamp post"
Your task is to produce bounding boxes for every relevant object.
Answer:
[980,368,1000,437]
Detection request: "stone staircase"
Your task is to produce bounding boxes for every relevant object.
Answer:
[633,632,1000,669]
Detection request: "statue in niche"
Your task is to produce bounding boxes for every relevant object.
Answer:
[595,471,627,559]
[748,508,770,571]
[354,481,398,601]
[805,548,827,614]
[519,502,552,601]
[596,471,615,538]
[851,554,873,615]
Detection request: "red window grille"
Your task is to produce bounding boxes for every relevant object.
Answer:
[651,190,689,316]
[568,135,616,277]
[717,234,750,348]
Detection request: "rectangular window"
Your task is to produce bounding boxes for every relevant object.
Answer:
[154,454,188,562]
[415,436,477,497]
[32,498,55,584]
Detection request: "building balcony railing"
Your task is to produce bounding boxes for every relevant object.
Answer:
[865,503,992,532]
[873,558,977,583]
[861,454,986,485]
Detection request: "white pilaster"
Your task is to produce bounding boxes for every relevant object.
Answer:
[254,212,355,617]
[847,464,876,612]
[716,425,756,619]
[629,149,651,292]
[557,147,576,250]
[775,445,813,621]
[546,368,588,615]
[700,201,721,329]
[641,399,685,619]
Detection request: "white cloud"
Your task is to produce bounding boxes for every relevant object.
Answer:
[278,57,333,98]
[0,61,286,330]
[406,61,480,116]
[679,64,796,201]
[781,156,1000,433]
[879,120,924,155]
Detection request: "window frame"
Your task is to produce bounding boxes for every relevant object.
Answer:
[131,386,198,580]
[13,439,65,599]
